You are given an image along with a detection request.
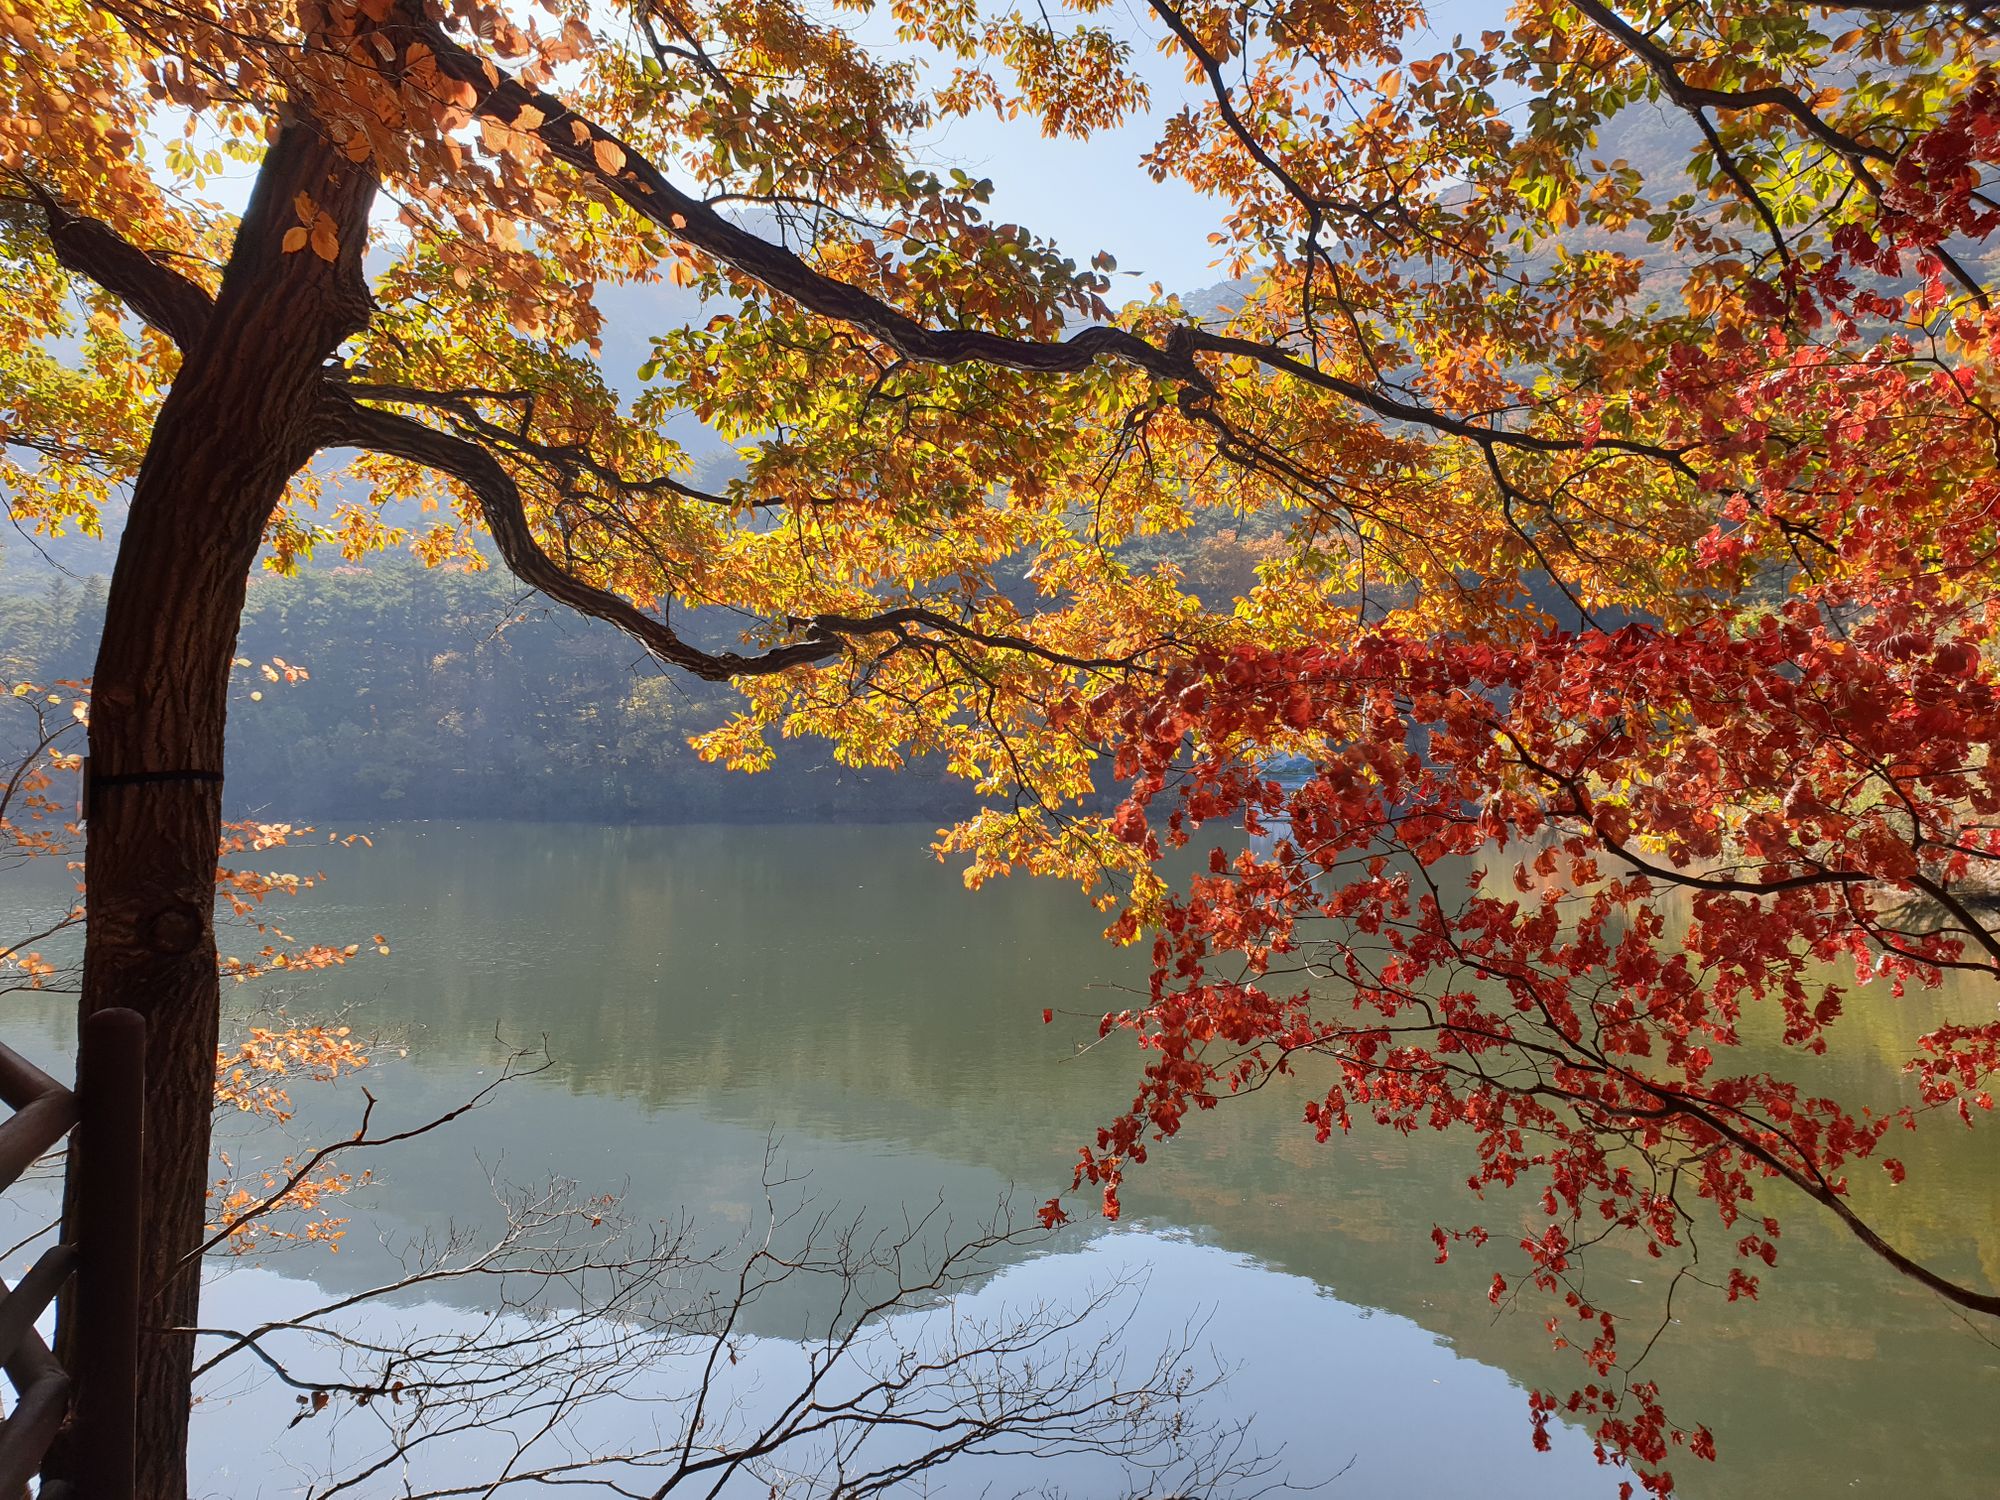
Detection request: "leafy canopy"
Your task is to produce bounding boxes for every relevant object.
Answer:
[9,0,2000,1492]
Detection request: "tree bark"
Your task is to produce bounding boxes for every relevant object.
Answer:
[45,113,376,1500]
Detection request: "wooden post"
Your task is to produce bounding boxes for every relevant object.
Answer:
[71,1007,142,1500]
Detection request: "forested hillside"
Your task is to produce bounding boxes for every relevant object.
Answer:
[0,553,987,821]
[0,461,1277,822]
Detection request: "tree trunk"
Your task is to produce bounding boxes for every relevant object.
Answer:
[46,113,376,1500]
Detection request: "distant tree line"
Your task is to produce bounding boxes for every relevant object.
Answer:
[0,508,1284,824]
[0,555,987,822]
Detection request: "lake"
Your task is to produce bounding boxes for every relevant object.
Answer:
[4,821,1997,1496]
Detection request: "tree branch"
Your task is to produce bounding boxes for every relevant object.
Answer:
[319,391,843,681]
[28,187,214,349]
[408,15,1693,467]
[1569,0,1989,303]
[335,380,851,509]
[324,393,1141,681]
[26,198,1139,687]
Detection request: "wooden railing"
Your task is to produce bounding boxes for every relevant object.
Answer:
[0,1008,143,1500]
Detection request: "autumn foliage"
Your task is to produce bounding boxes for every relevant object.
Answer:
[9,0,2000,1493]
[0,681,382,1255]
[210,1021,373,1254]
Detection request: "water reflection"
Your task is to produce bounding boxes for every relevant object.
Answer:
[189,1235,1613,1499]
[3,821,1995,1496]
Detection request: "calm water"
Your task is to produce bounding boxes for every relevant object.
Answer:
[5,821,1998,1496]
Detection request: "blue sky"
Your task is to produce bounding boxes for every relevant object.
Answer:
[908,0,1510,293]
[160,1,1513,300]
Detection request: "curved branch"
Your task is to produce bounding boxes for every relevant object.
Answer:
[1590,1066,2000,1317]
[1568,0,1894,166]
[1145,0,1336,238]
[414,17,1199,380]
[1184,330,1690,465]
[807,608,1157,674]
[29,187,214,349]
[31,202,1144,683]
[408,16,1693,467]
[324,393,1146,679]
[320,391,842,681]
[1568,0,1988,303]
[336,380,850,509]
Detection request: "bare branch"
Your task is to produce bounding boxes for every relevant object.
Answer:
[194,1166,1289,1499]
[177,1044,552,1276]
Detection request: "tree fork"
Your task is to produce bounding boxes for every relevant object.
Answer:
[44,111,377,1500]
